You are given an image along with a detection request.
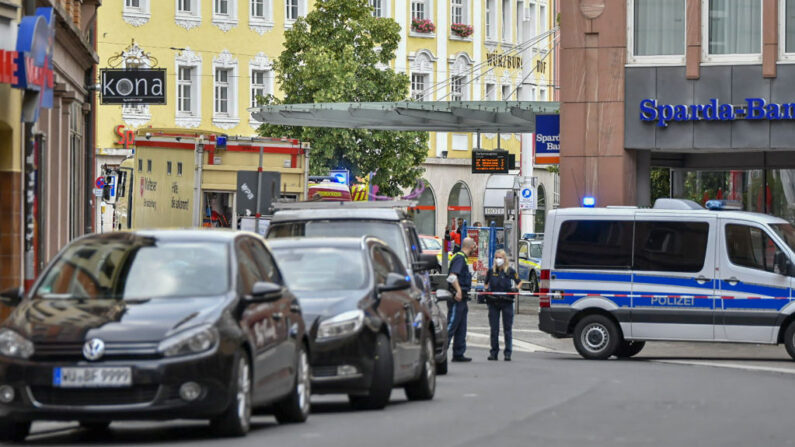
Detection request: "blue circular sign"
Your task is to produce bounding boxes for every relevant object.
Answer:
[521,188,532,198]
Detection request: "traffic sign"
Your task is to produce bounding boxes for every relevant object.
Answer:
[519,183,536,210]
[95,176,106,189]
[93,188,103,197]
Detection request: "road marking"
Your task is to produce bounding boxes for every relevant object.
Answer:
[651,359,795,376]
[467,332,554,353]
[468,326,543,334]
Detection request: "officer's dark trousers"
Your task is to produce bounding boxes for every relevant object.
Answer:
[446,299,468,358]
[487,300,514,357]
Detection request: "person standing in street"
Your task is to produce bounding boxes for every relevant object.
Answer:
[447,237,475,362]
[485,249,522,361]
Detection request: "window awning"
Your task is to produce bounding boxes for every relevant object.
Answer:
[249,101,560,133]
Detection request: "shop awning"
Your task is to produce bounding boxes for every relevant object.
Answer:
[248,101,560,133]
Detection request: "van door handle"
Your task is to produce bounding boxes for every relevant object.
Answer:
[724,277,740,286]
[695,276,710,285]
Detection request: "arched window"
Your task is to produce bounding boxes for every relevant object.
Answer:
[447,181,472,229]
[413,180,436,235]
[535,184,546,233]
[450,53,473,101]
[409,49,436,100]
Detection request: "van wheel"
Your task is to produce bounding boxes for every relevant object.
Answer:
[784,322,795,360]
[528,272,539,294]
[349,333,393,410]
[614,340,645,358]
[573,315,619,360]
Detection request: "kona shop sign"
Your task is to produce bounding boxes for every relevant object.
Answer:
[640,98,795,128]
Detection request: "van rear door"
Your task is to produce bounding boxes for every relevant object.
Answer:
[630,215,717,341]
[716,219,791,343]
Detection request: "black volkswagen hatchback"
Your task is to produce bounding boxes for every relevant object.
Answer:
[0,230,310,441]
[269,237,436,410]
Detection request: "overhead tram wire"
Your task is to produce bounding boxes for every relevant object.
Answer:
[507,33,560,99]
[419,27,559,101]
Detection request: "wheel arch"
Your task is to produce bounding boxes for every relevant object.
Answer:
[567,307,625,339]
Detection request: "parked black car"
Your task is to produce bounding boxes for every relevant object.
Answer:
[0,230,310,442]
[269,237,436,410]
[267,202,449,375]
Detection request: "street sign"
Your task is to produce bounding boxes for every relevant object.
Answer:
[100,68,166,105]
[472,150,509,174]
[95,176,105,189]
[93,188,103,197]
[519,183,536,210]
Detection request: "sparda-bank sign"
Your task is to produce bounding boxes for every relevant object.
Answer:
[640,98,795,128]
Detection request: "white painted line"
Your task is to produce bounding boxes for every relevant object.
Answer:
[652,359,795,375]
[466,332,555,353]
[468,326,543,334]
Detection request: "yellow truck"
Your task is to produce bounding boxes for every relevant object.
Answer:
[114,130,308,231]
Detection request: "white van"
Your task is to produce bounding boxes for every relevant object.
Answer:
[538,199,795,360]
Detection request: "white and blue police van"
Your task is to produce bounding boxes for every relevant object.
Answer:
[538,199,795,360]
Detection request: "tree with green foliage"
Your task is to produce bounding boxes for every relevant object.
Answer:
[650,167,671,205]
[257,0,429,196]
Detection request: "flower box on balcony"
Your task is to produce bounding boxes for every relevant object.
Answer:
[450,23,473,38]
[411,18,436,34]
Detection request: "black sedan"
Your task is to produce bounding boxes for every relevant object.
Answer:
[269,237,436,410]
[0,230,310,442]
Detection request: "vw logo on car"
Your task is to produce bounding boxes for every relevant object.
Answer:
[82,338,105,361]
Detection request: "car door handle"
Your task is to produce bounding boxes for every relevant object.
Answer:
[695,276,711,285]
[403,303,411,309]
[272,312,284,321]
[724,277,740,286]
[290,303,301,313]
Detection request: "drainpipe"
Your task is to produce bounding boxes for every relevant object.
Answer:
[255,144,263,233]
[192,138,204,227]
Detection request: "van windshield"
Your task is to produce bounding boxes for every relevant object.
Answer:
[770,224,795,253]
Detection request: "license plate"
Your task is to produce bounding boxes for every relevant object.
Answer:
[53,367,132,388]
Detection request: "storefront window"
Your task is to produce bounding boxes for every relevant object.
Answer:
[633,0,685,57]
[413,181,436,236]
[535,184,546,234]
[447,181,472,230]
[679,170,795,224]
[707,0,761,56]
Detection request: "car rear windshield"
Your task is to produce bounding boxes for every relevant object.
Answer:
[268,221,408,266]
[34,241,230,300]
[271,246,368,292]
[771,223,795,253]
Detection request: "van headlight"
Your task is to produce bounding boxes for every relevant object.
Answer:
[317,310,364,341]
[158,325,218,357]
[0,329,34,359]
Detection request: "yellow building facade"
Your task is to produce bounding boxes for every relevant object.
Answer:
[95,0,556,235]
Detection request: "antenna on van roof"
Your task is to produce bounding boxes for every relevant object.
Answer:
[652,198,704,210]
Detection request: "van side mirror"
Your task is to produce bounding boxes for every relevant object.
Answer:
[0,287,23,307]
[774,252,794,277]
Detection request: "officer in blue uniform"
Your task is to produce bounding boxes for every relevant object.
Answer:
[447,237,475,362]
[485,249,522,361]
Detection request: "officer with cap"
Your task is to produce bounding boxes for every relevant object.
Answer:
[447,237,476,362]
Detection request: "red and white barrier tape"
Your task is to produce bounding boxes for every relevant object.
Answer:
[431,291,793,300]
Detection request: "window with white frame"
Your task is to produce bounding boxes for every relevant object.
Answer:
[249,53,273,126]
[527,2,536,37]
[451,76,465,100]
[175,48,202,128]
[516,1,524,43]
[449,54,472,100]
[177,67,195,114]
[249,0,273,34]
[175,0,201,30]
[539,3,546,33]
[784,0,795,57]
[411,73,428,100]
[485,83,496,100]
[123,0,150,26]
[371,0,388,18]
[215,0,229,14]
[411,0,428,20]
[539,88,546,101]
[486,0,496,40]
[285,0,306,23]
[215,68,231,115]
[629,0,685,63]
[212,0,238,31]
[704,0,762,62]
[502,0,511,42]
[502,85,512,100]
[451,0,466,24]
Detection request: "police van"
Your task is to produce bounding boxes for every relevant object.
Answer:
[538,199,795,360]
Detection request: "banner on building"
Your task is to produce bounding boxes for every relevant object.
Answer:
[100,69,166,104]
[534,114,560,165]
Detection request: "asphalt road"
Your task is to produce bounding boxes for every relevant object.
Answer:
[22,305,795,446]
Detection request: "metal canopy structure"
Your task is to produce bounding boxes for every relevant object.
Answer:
[249,101,560,133]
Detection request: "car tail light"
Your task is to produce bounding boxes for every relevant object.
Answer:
[539,269,551,308]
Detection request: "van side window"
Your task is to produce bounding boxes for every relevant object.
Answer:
[634,222,709,272]
[555,220,633,269]
[726,224,785,274]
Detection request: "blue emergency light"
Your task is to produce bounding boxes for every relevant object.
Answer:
[216,135,228,149]
[582,196,596,208]
[329,169,350,185]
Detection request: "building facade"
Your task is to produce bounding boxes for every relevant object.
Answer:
[96,0,558,237]
[0,0,100,320]
[561,0,795,223]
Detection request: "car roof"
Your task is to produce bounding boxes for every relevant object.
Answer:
[267,236,380,250]
[271,208,405,223]
[552,207,790,224]
[78,229,247,245]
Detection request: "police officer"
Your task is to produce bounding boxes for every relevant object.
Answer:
[485,249,522,361]
[447,237,475,362]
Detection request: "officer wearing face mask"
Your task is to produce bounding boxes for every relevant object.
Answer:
[484,249,522,361]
